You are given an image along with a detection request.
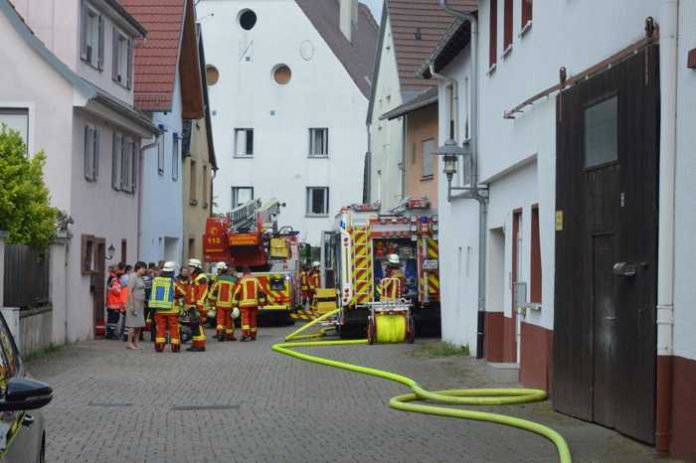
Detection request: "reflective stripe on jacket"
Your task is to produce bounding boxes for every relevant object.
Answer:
[300,272,309,290]
[309,271,321,290]
[149,276,176,312]
[378,277,402,302]
[233,276,263,308]
[193,273,209,309]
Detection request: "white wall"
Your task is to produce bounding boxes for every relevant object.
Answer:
[139,76,184,264]
[68,112,141,340]
[368,15,403,210]
[199,0,367,246]
[673,0,696,362]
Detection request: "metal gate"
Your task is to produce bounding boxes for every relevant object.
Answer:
[3,244,50,309]
[553,45,659,444]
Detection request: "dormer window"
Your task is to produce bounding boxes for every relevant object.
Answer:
[80,2,104,70]
[112,29,132,88]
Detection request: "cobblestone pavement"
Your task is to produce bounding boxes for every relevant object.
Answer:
[27,326,676,463]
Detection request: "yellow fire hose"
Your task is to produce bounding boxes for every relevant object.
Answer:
[272,309,572,463]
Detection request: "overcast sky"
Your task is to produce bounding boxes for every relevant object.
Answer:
[362,0,383,21]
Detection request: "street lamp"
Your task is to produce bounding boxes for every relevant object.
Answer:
[435,138,481,202]
[107,244,116,261]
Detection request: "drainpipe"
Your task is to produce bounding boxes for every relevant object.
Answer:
[434,1,488,359]
[138,138,160,260]
[656,0,678,456]
[400,116,407,200]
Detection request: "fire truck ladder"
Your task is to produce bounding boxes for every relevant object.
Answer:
[352,226,373,305]
[231,198,263,231]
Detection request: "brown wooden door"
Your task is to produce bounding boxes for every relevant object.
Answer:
[554,45,659,444]
[93,240,106,334]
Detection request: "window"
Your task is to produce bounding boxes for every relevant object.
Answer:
[80,2,104,69]
[112,134,135,193]
[157,135,165,175]
[202,165,209,208]
[84,125,99,181]
[521,0,533,31]
[584,96,618,168]
[234,128,254,156]
[306,187,329,216]
[530,205,542,303]
[112,29,132,88]
[309,128,329,156]
[81,234,96,274]
[504,0,513,53]
[239,9,257,30]
[232,187,254,209]
[273,64,292,85]
[189,160,197,205]
[0,108,29,148]
[121,239,127,264]
[411,143,416,164]
[422,138,436,178]
[489,0,498,68]
[172,133,179,181]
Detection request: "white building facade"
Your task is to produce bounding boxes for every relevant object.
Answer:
[427,0,696,458]
[198,0,377,246]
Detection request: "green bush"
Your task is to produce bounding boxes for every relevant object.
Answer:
[0,125,59,248]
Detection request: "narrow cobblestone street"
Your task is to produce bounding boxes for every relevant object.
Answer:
[26,326,671,463]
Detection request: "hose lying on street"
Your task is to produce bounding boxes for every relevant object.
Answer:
[272,309,572,463]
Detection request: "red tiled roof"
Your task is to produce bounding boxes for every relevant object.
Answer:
[120,0,186,112]
[386,0,477,91]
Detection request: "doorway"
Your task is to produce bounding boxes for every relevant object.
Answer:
[554,45,659,443]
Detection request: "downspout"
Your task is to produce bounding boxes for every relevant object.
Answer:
[138,138,160,259]
[436,1,488,359]
[401,115,407,200]
[656,0,678,455]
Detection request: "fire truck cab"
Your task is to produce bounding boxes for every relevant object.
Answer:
[203,198,303,325]
[327,197,441,338]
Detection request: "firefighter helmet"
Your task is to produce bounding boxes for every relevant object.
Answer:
[387,254,400,265]
[216,261,228,271]
[312,261,320,268]
[187,258,203,269]
[232,307,241,319]
[163,261,177,272]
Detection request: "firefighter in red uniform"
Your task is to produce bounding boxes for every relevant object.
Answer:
[308,261,321,311]
[209,262,239,341]
[187,258,208,352]
[299,265,311,309]
[149,261,181,352]
[233,267,265,342]
[379,254,406,302]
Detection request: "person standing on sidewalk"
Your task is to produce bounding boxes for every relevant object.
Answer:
[126,262,147,349]
[233,267,265,342]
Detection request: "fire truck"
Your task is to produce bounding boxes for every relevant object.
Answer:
[203,198,304,325]
[325,197,441,338]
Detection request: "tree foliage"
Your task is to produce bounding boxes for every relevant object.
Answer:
[0,125,59,248]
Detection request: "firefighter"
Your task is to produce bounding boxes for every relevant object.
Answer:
[299,264,311,310]
[233,267,265,342]
[379,254,406,302]
[149,261,181,352]
[187,258,208,352]
[308,261,321,311]
[105,267,123,339]
[209,262,239,341]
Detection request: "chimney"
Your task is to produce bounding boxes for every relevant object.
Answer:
[340,0,359,43]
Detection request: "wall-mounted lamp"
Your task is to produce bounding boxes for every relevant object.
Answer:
[107,244,116,261]
[434,138,485,202]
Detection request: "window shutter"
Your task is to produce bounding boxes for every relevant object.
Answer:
[93,129,100,179]
[80,1,88,60]
[131,142,138,193]
[489,0,498,67]
[112,134,120,190]
[97,15,104,70]
[121,138,129,190]
[126,39,133,89]
[112,30,119,81]
[84,126,91,180]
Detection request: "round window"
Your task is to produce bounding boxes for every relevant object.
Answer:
[206,65,219,86]
[273,64,292,85]
[238,9,257,30]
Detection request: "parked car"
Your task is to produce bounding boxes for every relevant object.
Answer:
[0,312,53,463]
